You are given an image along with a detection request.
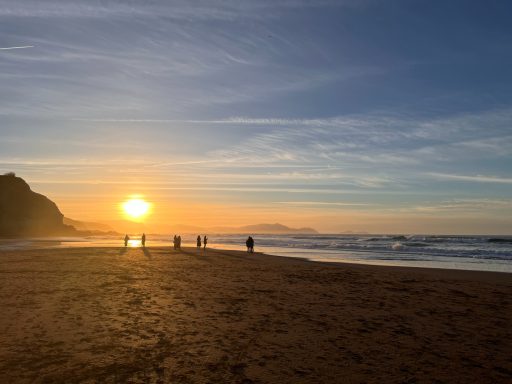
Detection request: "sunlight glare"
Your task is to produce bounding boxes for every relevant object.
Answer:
[128,239,141,247]
[122,198,150,219]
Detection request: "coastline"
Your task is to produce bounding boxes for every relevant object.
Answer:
[260,250,512,282]
[2,233,512,273]
[1,247,511,383]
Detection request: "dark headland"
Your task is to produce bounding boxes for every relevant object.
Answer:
[0,173,76,237]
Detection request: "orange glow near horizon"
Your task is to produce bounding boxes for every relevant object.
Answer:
[50,192,512,236]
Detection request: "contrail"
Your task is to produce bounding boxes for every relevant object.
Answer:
[0,45,34,50]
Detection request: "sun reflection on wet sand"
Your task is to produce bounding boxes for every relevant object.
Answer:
[128,239,141,248]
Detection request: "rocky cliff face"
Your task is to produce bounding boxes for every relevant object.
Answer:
[0,173,76,236]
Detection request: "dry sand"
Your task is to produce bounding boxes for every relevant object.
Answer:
[0,246,511,383]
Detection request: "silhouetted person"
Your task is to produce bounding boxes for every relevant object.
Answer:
[177,235,182,250]
[124,234,129,247]
[141,233,146,248]
[173,235,177,250]
[197,235,201,249]
[246,236,254,253]
[203,235,208,250]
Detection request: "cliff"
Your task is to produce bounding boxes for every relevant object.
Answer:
[0,173,76,237]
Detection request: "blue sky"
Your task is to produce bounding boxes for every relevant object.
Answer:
[1,0,511,233]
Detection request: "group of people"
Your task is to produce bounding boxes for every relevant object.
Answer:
[123,234,255,253]
[196,235,208,250]
[246,236,255,253]
[173,235,182,250]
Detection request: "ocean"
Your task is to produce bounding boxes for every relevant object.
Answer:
[1,233,512,273]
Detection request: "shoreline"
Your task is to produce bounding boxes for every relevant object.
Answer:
[208,247,512,281]
[1,237,512,273]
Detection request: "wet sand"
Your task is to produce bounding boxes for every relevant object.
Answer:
[0,246,511,383]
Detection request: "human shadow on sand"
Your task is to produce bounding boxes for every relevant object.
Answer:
[179,248,217,263]
[142,247,152,259]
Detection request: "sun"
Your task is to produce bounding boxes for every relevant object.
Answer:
[122,197,150,219]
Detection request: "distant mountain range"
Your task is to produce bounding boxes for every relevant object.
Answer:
[214,223,318,234]
[81,222,318,235]
[162,223,318,235]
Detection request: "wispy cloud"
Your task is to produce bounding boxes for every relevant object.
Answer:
[206,108,512,165]
[0,1,351,20]
[5,108,512,198]
[0,0,384,121]
[274,201,374,207]
[70,115,389,127]
[412,199,512,212]
[428,173,512,184]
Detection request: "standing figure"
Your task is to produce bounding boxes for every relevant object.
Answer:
[246,236,254,253]
[177,235,182,250]
[141,233,146,248]
[173,235,177,250]
[124,234,130,247]
[203,235,208,250]
[197,235,202,249]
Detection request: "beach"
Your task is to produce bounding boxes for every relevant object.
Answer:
[0,247,511,383]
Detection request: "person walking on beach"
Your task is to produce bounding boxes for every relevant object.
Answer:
[141,233,146,248]
[124,234,129,247]
[197,235,202,249]
[246,236,254,253]
[203,235,208,250]
[177,235,182,250]
[173,235,177,250]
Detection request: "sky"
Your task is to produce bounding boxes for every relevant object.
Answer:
[1,0,512,234]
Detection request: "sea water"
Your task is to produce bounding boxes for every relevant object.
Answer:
[1,234,512,273]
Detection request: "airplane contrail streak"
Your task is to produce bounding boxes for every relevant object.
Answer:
[0,45,34,50]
